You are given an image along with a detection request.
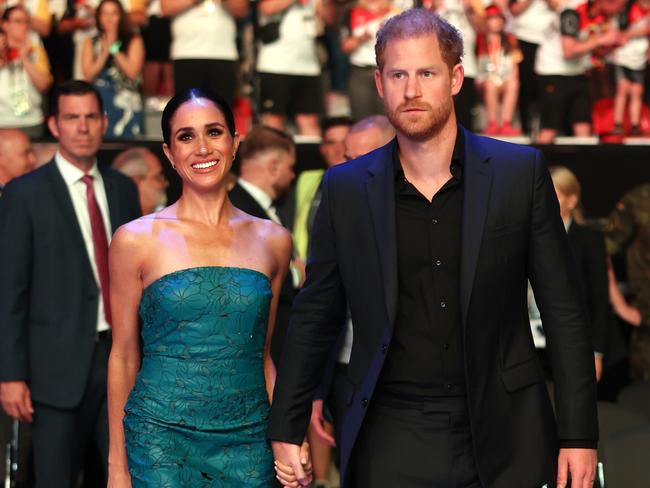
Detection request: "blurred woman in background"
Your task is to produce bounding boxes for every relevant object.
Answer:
[81,0,144,139]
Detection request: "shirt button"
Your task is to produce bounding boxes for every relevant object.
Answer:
[440,301,447,308]
[446,384,453,391]
[431,218,438,225]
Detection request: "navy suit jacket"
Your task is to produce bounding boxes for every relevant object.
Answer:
[268,128,598,488]
[0,160,141,409]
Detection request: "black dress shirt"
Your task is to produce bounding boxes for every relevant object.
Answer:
[377,130,466,398]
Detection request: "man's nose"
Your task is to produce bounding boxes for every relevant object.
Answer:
[405,75,421,99]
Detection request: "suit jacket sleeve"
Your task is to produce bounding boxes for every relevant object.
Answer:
[527,151,598,444]
[0,183,32,381]
[268,169,348,445]
[582,228,610,356]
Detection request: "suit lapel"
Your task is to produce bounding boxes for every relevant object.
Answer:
[99,166,120,233]
[365,140,398,326]
[46,161,94,276]
[459,129,493,327]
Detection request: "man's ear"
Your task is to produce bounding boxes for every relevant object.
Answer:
[451,63,464,96]
[375,69,384,99]
[47,116,59,139]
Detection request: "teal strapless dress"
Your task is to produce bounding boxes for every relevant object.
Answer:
[124,266,275,487]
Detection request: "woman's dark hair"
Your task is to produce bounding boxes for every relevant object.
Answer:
[161,88,236,146]
[95,0,135,51]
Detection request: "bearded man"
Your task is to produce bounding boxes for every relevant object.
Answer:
[269,8,598,488]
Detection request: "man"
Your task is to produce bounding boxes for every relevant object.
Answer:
[0,80,141,488]
[293,117,352,261]
[343,114,395,160]
[112,147,169,215]
[229,125,300,365]
[0,128,37,195]
[269,9,598,488]
[0,128,36,486]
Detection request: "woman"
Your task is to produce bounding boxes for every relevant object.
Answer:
[550,166,611,381]
[81,0,144,139]
[107,88,310,487]
[0,5,53,137]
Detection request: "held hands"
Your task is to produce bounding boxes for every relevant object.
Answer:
[0,381,33,422]
[557,448,597,488]
[272,440,313,487]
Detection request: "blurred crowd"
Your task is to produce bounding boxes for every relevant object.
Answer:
[2,0,650,141]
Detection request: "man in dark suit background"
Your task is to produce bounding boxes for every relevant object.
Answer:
[0,80,141,488]
[228,125,302,365]
[269,9,598,488]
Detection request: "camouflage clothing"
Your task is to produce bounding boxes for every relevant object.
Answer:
[605,183,650,381]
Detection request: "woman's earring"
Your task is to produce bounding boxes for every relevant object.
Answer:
[171,163,176,170]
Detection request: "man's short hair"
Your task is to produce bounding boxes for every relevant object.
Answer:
[238,126,295,163]
[112,147,155,178]
[321,116,354,134]
[50,80,104,118]
[375,8,463,72]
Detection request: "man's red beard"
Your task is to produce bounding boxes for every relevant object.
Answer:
[385,97,453,141]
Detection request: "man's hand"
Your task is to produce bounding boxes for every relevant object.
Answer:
[309,399,335,447]
[272,441,313,487]
[0,381,33,422]
[557,448,597,488]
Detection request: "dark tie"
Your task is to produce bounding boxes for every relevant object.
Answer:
[81,174,111,326]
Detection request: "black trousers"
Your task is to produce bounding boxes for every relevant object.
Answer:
[349,392,481,488]
[31,333,110,488]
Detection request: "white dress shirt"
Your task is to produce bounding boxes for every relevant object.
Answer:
[55,152,112,333]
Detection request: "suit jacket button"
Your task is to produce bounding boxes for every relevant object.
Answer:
[362,398,368,408]
[381,344,388,354]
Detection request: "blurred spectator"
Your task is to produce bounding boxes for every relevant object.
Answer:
[161,0,247,106]
[228,125,302,366]
[610,0,650,136]
[340,0,400,120]
[535,0,625,143]
[1,0,52,37]
[476,4,522,135]
[0,5,53,137]
[320,0,351,113]
[81,0,145,138]
[343,113,394,159]
[140,0,173,96]
[550,166,610,380]
[0,128,36,194]
[51,0,95,83]
[293,116,352,260]
[112,147,168,214]
[256,0,323,136]
[0,127,36,487]
[605,183,650,381]
[427,0,484,131]
[509,0,555,134]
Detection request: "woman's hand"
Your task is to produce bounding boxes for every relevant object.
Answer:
[273,440,313,487]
